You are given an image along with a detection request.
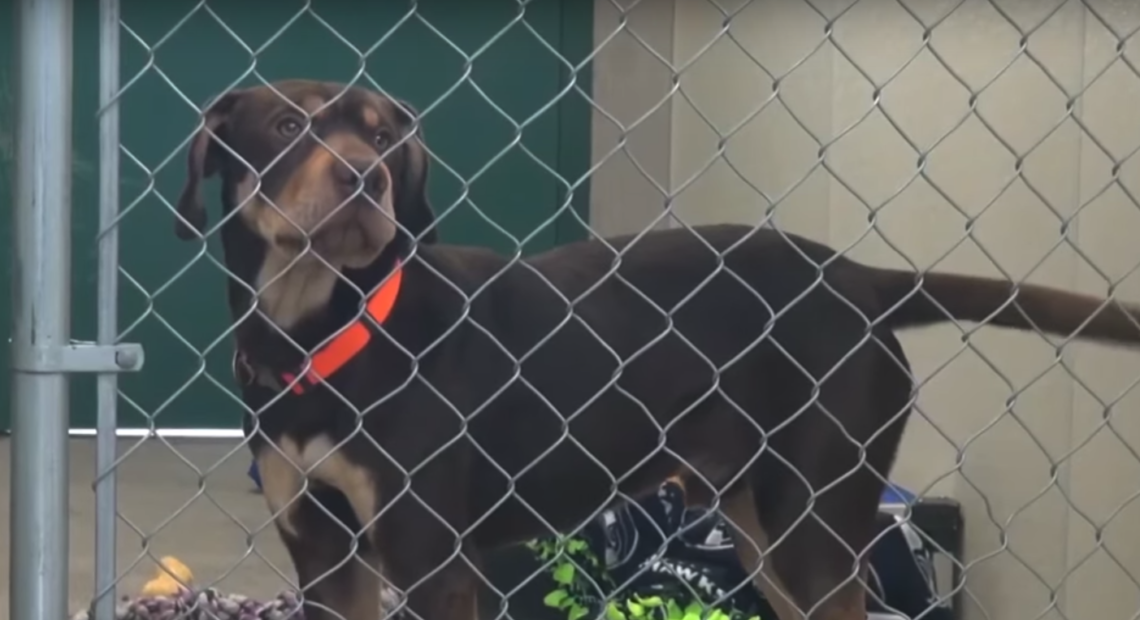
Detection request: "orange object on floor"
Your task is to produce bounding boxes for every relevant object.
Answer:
[139,556,194,597]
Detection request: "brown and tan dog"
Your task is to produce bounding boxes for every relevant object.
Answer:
[173,79,1140,620]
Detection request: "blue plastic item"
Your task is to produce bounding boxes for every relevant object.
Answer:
[248,459,262,492]
[880,482,917,506]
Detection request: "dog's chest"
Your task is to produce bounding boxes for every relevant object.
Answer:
[256,433,380,539]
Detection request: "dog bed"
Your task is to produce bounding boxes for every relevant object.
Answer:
[68,587,302,620]
[68,556,402,620]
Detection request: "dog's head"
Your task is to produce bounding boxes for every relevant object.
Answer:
[173,80,437,329]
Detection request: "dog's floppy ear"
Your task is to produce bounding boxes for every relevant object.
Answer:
[392,99,438,245]
[174,90,244,241]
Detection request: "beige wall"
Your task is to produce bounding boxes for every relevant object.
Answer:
[589,2,1140,620]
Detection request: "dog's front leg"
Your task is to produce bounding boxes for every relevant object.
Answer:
[278,492,383,620]
[258,446,383,620]
[386,544,481,620]
[379,463,479,620]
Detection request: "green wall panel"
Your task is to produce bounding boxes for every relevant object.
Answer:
[1,0,594,431]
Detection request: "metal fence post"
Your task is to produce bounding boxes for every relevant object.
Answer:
[8,0,74,618]
[93,0,122,617]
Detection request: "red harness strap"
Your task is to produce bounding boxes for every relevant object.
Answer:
[279,263,404,395]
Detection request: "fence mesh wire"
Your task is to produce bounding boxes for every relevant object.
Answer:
[76,1,1140,620]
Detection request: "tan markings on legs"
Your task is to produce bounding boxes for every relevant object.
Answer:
[257,436,306,539]
[264,434,385,620]
[720,488,804,620]
[259,435,382,542]
[297,435,384,620]
[300,434,382,545]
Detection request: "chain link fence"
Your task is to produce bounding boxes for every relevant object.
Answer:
[9,0,1140,620]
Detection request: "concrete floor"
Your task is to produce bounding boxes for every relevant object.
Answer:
[0,437,294,618]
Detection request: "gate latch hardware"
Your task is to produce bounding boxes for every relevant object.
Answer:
[12,341,145,374]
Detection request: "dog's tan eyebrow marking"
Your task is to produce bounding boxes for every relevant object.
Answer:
[361,106,380,130]
[300,95,327,119]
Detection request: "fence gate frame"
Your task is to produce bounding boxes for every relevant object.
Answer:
[8,0,72,616]
[8,0,143,618]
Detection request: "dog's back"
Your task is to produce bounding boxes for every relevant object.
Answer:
[448,225,901,542]
[447,222,1140,549]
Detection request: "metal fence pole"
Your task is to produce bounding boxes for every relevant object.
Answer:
[93,0,121,617]
[8,0,74,618]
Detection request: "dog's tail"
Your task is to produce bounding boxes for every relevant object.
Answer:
[871,267,1140,346]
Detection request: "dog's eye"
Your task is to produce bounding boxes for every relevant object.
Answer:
[276,118,303,138]
[374,130,394,152]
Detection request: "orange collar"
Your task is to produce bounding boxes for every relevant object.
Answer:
[242,262,404,396]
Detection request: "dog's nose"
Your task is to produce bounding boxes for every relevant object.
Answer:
[334,157,385,196]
